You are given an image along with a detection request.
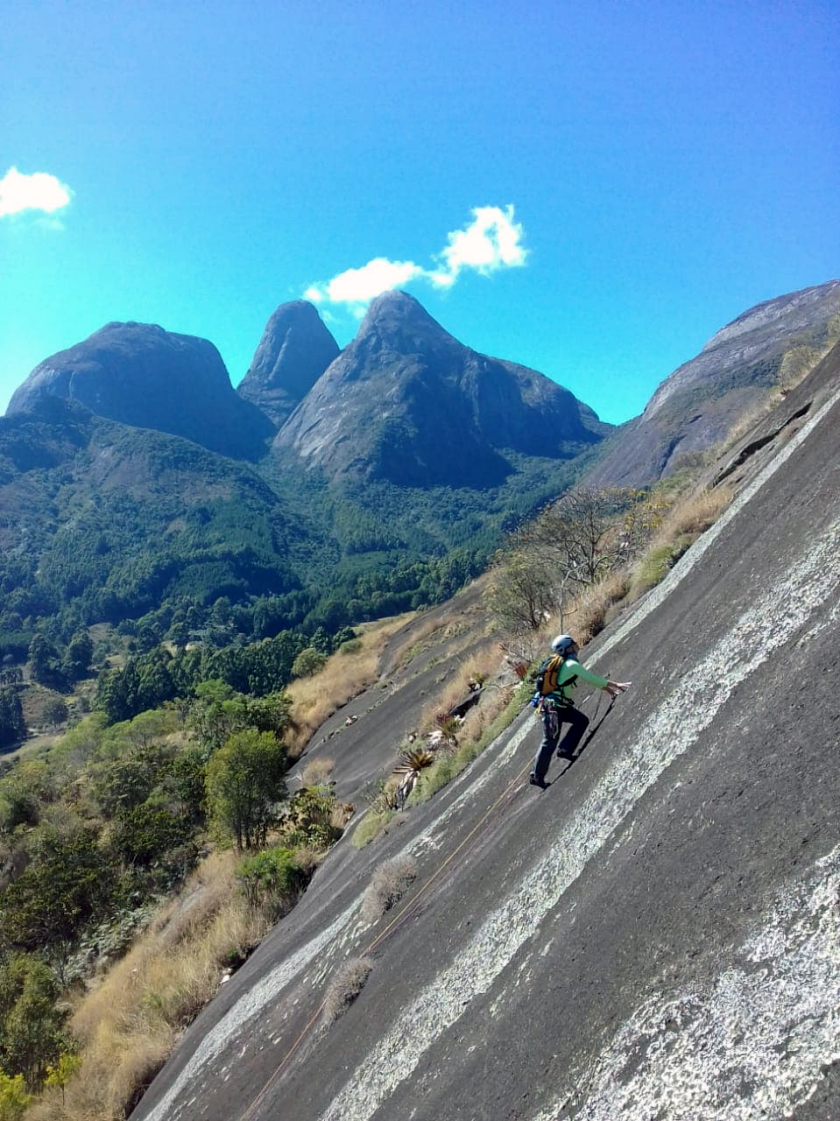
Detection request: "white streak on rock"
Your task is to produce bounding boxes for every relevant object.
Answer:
[532,846,840,1121]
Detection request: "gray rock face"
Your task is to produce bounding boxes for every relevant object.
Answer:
[6,322,275,461]
[274,290,608,486]
[237,301,340,427]
[587,279,840,487]
[131,342,840,1121]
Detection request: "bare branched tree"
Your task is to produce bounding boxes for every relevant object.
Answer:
[528,487,667,589]
[487,487,668,640]
[486,546,558,635]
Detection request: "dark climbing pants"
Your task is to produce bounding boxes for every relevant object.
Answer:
[532,701,589,781]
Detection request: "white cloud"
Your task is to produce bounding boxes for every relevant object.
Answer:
[306,257,425,306]
[304,204,527,309]
[0,167,73,220]
[437,204,527,279]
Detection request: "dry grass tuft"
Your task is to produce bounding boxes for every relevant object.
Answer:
[322,957,374,1024]
[659,486,733,539]
[569,568,633,644]
[300,756,335,787]
[415,643,497,733]
[361,856,418,924]
[628,485,733,601]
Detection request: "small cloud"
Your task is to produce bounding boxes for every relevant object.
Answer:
[437,205,527,280]
[0,166,73,219]
[303,205,527,311]
[307,257,425,307]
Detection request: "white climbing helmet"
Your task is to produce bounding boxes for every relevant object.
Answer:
[551,634,575,654]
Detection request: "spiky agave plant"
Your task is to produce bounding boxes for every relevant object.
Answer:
[393,748,436,807]
[433,713,460,747]
[394,748,435,776]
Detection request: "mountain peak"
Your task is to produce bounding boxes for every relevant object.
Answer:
[357,289,459,348]
[363,288,428,322]
[275,292,606,486]
[6,321,274,460]
[237,301,339,427]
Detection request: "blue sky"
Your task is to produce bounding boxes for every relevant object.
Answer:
[2,0,837,424]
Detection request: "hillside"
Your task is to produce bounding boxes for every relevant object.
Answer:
[131,342,840,1121]
[0,400,307,650]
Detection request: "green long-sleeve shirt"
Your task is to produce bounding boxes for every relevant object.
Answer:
[551,656,609,703]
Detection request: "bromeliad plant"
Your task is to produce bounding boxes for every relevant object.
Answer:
[392,748,436,807]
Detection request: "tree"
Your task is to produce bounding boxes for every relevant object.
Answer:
[62,629,93,682]
[0,954,65,1089]
[0,690,25,751]
[42,697,68,730]
[488,487,662,640]
[187,680,249,754]
[44,1052,81,1105]
[205,730,287,850]
[167,745,208,825]
[27,636,61,688]
[527,487,651,590]
[291,647,327,679]
[0,762,52,833]
[486,546,558,636]
[243,692,293,739]
[0,828,110,977]
[309,627,332,654]
[111,803,189,867]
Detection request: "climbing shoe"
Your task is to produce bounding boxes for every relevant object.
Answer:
[529,773,548,789]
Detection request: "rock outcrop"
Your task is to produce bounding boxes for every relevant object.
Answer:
[237,301,340,427]
[6,322,275,461]
[274,290,609,487]
[587,278,840,487]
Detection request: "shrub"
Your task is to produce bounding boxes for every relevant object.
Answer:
[236,847,308,920]
[361,856,417,923]
[279,787,344,850]
[351,810,396,849]
[291,648,328,679]
[111,803,191,867]
[322,957,373,1024]
[571,569,632,641]
[0,1073,31,1120]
